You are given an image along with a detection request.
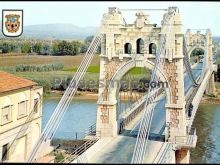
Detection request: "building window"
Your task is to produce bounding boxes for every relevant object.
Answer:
[18,101,27,117]
[1,106,12,125]
[34,98,39,113]
[2,143,9,161]
[124,43,132,54]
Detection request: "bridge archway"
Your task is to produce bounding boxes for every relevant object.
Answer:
[188,45,205,58]
[188,46,206,64]
[106,59,172,134]
[124,43,132,54]
[136,38,144,54]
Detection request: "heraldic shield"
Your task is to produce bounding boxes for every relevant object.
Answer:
[2,10,23,37]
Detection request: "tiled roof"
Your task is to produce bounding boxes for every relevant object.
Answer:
[0,71,37,93]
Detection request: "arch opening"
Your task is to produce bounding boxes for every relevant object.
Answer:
[149,43,157,55]
[190,47,205,64]
[107,60,172,134]
[124,43,132,54]
[136,38,144,54]
[117,67,151,114]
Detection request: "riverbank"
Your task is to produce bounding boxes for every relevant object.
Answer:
[200,96,220,104]
[44,90,98,100]
[44,90,145,101]
[44,82,220,103]
[200,83,220,104]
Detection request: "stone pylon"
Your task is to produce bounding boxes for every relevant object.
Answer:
[96,7,126,137]
[160,7,189,164]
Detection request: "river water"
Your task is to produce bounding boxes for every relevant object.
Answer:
[42,98,97,140]
[42,98,220,163]
[191,104,220,163]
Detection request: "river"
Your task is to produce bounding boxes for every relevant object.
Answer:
[42,98,97,140]
[191,104,220,163]
[42,98,220,163]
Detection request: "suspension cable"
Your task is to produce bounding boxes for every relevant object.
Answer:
[27,28,103,162]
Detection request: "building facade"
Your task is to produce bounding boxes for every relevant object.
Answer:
[0,71,43,162]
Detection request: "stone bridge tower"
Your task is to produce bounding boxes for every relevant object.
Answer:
[95,6,216,164]
[159,7,190,163]
[96,6,188,141]
[96,7,162,138]
[185,29,216,95]
[96,7,125,138]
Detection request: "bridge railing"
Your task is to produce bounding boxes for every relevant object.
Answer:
[153,142,174,164]
[119,101,145,134]
[60,136,99,163]
[118,88,164,133]
[174,127,197,149]
[47,135,99,163]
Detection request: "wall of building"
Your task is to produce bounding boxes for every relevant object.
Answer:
[0,86,43,162]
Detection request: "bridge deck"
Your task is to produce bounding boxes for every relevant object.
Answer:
[83,63,203,163]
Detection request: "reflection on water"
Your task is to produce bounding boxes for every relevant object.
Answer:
[191,104,220,163]
[42,98,97,139]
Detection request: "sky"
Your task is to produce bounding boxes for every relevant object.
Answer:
[0,1,220,36]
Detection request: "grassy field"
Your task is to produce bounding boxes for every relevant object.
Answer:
[0,54,100,93]
[0,54,150,94]
[0,54,100,68]
[63,65,148,75]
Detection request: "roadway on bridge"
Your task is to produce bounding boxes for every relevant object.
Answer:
[88,63,203,163]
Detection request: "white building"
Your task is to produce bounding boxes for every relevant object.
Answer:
[0,71,43,162]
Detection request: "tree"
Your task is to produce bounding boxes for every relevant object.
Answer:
[217,64,220,82]
[1,42,10,53]
[52,42,59,55]
[71,41,81,55]
[0,42,17,53]
[80,36,101,54]
[42,43,51,55]
[33,42,43,54]
[192,48,204,56]
[57,40,73,55]
[21,42,31,53]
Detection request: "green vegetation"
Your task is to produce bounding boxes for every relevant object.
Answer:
[215,64,220,82]
[128,67,150,75]
[15,63,64,72]
[0,36,150,95]
[215,82,220,89]
[204,93,216,97]
[0,54,100,95]
[0,36,100,56]
[0,54,100,68]
[54,152,64,162]
[63,65,100,73]
[190,48,205,64]
[191,48,204,56]
[87,65,100,73]
[21,42,32,53]
[52,40,81,56]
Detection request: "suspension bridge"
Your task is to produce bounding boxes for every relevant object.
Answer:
[7,6,217,164]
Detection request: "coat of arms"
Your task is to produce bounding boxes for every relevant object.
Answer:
[5,14,20,33]
[2,10,23,37]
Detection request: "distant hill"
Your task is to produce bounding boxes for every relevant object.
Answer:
[0,24,219,42]
[0,23,98,40]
